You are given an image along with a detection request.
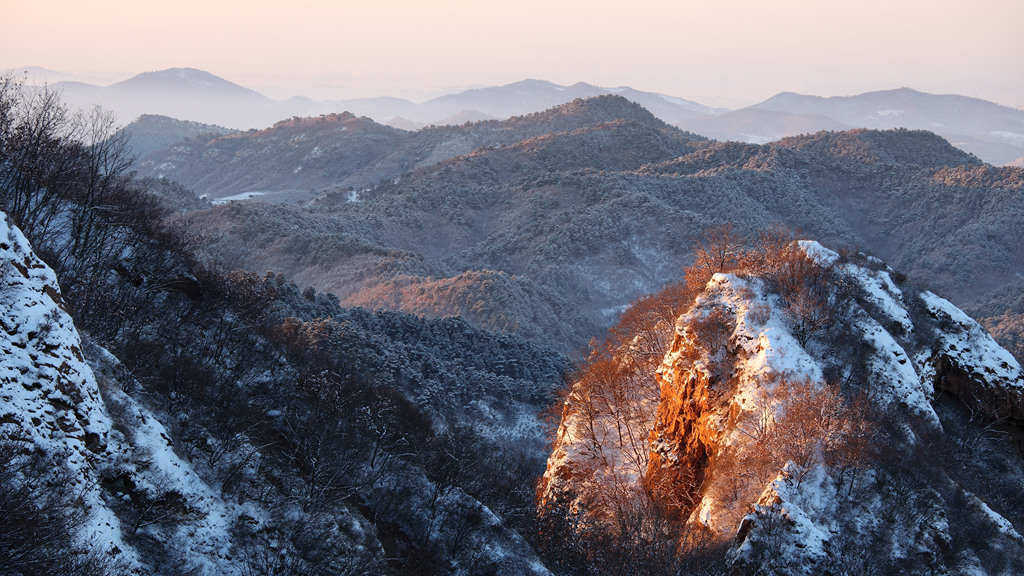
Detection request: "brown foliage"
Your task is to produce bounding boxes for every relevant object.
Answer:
[543,224,853,570]
[560,280,702,478]
[704,375,876,532]
[608,281,694,370]
[690,307,732,359]
[737,375,876,488]
[685,225,837,347]
[980,311,1024,364]
[684,223,745,294]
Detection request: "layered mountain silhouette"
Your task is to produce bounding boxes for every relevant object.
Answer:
[50,68,712,134]
[677,88,1024,165]
[137,95,1024,355]
[37,67,1022,164]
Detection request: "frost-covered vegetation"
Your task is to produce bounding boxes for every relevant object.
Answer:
[1,75,564,575]
[3,75,1024,575]
[153,96,1024,359]
[541,226,1024,575]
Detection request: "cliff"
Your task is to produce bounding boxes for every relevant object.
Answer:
[542,240,1024,574]
[0,210,259,573]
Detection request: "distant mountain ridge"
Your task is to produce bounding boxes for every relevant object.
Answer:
[753,88,1017,130]
[31,66,1023,164]
[677,87,1024,165]
[46,68,717,134]
[150,94,1023,355]
[407,79,718,126]
[109,67,269,99]
[53,68,282,128]
[133,95,697,202]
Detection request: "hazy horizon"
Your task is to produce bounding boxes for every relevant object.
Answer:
[4,0,1023,109]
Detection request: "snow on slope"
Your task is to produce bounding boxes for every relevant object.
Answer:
[920,291,1023,390]
[0,211,135,564]
[0,210,252,574]
[544,239,1024,573]
[2,208,558,575]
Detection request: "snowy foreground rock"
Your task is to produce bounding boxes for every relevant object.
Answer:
[543,240,1024,575]
[1,209,554,575]
[0,211,244,573]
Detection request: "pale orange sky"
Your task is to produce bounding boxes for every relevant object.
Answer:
[3,0,1022,107]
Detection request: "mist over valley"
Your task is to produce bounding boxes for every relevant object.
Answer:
[3,49,1024,576]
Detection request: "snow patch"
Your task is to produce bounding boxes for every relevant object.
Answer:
[876,109,905,119]
[857,315,938,424]
[211,191,267,205]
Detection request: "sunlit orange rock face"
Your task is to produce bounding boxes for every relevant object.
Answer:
[540,241,1024,574]
[646,328,721,516]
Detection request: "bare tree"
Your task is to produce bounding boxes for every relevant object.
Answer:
[686,223,746,292]
[0,440,123,576]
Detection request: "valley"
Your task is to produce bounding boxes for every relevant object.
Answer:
[2,70,1023,575]
[131,93,1024,357]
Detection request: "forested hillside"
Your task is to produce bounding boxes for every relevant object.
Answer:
[117,114,235,160]
[148,96,1024,356]
[1,74,564,575]
[3,74,1024,575]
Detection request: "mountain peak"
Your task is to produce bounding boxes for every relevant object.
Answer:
[111,68,269,100]
[506,78,561,89]
[776,128,982,167]
[541,94,664,125]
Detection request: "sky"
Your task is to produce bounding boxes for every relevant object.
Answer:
[3,0,1023,108]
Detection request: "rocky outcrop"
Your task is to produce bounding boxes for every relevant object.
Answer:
[922,291,1024,424]
[0,211,252,574]
[543,240,1024,574]
[0,211,132,563]
[0,213,111,450]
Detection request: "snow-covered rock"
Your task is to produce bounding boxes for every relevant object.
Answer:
[0,211,249,574]
[543,239,1024,574]
[0,211,137,565]
[919,291,1024,423]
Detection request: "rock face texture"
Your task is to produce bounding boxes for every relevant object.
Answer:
[0,211,129,555]
[1,209,558,576]
[0,212,109,451]
[0,211,247,572]
[922,291,1024,424]
[543,241,1024,574]
[0,211,283,574]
